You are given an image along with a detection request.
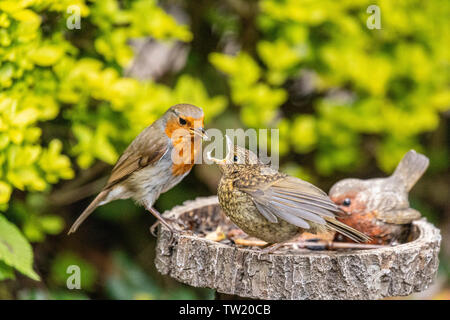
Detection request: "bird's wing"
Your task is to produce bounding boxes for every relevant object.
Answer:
[105,124,169,189]
[375,208,421,224]
[365,191,404,213]
[240,175,340,229]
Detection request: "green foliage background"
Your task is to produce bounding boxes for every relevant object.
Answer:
[0,0,448,299]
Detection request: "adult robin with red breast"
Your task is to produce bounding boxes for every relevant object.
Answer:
[329,150,429,245]
[207,136,370,252]
[68,104,207,235]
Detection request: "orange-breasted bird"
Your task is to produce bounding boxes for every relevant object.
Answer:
[329,150,429,245]
[207,136,370,252]
[68,104,207,235]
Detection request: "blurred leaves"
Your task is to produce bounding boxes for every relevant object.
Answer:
[105,251,160,300]
[18,288,89,300]
[211,0,449,175]
[105,251,205,300]
[0,215,39,280]
[210,52,287,127]
[173,75,227,122]
[9,193,65,242]
[0,261,14,281]
[23,214,65,242]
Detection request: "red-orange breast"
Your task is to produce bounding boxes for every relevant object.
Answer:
[68,103,207,234]
[329,150,429,245]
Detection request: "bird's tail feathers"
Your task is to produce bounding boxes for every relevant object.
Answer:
[324,217,371,243]
[67,190,108,235]
[391,150,429,192]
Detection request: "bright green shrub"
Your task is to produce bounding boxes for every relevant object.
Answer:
[211,0,449,175]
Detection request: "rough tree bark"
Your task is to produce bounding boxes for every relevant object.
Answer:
[155,196,441,300]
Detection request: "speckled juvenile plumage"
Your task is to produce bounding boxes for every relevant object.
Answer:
[210,139,370,245]
[218,166,300,243]
[329,150,429,244]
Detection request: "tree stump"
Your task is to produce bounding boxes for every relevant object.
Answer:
[155,196,441,300]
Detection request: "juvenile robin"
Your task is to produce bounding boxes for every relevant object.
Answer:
[68,104,207,235]
[207,136,370,252]
[329,150,429,245]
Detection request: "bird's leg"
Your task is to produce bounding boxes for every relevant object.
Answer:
[261,241,288,254]
[145,206,180,246]
[146,207,174,232]
[261,234,304,253]
[150,218,188,236]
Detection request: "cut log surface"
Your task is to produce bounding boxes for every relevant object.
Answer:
[155,196,441,300]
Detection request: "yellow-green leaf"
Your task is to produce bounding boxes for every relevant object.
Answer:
[0,215,40,281]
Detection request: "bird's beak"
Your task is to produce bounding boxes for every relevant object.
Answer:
[206,135,233,164]
[191,127,209,141]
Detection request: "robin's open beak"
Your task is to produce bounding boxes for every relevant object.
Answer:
[191,127,209,140]
[206,135,233,164]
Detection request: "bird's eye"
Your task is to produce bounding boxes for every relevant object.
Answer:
[233,155,238,162]
[179,117,187,125]
[343,198,351,206]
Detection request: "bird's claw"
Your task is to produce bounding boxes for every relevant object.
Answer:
[149,218,182,236]
[150,221,160,237]
[149,218,182,247]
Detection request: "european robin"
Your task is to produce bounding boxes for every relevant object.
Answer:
[207,136,370,252]
[329,150,429,245]
[68,104,207,235]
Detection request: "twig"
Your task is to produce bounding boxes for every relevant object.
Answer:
[234,238,267,247]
